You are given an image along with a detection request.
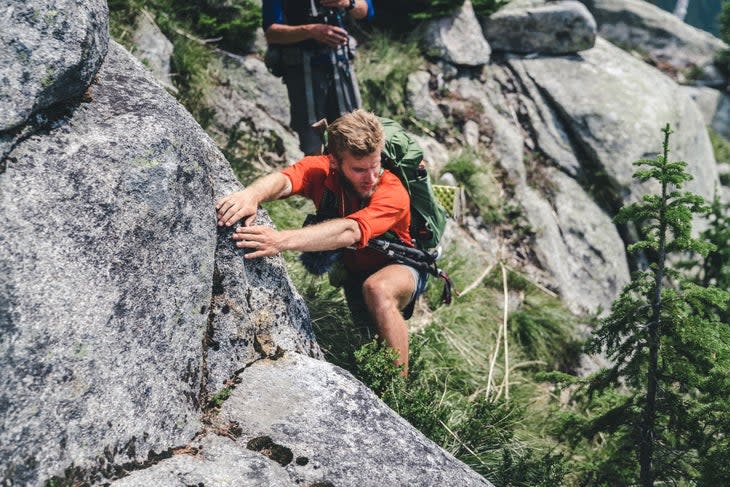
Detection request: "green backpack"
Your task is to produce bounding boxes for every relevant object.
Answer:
[378,117,448,250]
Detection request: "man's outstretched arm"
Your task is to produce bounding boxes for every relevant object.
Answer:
[216,172,292,227]
[233,218,361,259]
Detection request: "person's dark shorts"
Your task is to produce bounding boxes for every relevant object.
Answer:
[342,264,428,321]
[402,265,428,320]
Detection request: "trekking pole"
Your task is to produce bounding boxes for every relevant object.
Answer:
[368,238,437,265]
[367,238,455,304]
[320,7,357,113]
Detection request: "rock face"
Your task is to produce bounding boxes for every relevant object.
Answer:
[0,0,109,132]
[445,72,631,314]
[131,10,175,91]
[111,435,294,487]
[406,70,447,128]
[587,0,727,72]
[423,0,491,66]
[507,38,718,205]
[0,39,315,485]
[1,4,494,486]
[219,353,493,487]
[517,170,630,314]
[113,353,494,487]
[204,51,303,166]
[482,0,597,54]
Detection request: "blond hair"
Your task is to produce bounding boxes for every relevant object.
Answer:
[327,109,384,161]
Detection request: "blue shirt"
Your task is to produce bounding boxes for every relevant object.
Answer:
[262,0,375,30]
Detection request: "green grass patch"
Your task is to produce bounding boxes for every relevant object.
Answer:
[108,0,260,120]
[472,0,511,17]
[708,127,730,186]
[355,31,425,121]
[208,386,232,408]
[709,126,730,165]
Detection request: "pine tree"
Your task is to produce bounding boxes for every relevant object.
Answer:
[552,125,730,485]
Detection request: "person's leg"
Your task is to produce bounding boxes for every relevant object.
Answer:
[343,275,372,330]
[360,264,417,374]
[283,65,329,155]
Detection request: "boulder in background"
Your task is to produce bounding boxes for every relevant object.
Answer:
[422,0,492,67]
[587,0,727,76]
[131,9,176,92]
[508,38,718,205]
[482,0,597,54]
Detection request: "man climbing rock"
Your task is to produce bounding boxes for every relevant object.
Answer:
[262,0,374,154]
[216,110,426,373]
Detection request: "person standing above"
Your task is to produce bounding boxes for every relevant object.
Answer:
[215,110,425,374]
[262,0,374,155]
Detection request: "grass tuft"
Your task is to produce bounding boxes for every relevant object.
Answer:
[355,32,425,121]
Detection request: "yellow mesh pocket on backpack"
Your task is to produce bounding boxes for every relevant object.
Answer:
[432,184,463,219]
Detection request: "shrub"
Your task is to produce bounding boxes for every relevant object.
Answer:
[370,0,464,33]
[472,0,511,17]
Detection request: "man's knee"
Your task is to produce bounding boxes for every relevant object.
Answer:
[361,277,395,309]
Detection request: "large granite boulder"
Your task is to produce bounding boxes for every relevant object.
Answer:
[112,353,495,486]
[444,72,626,314]
[131,9,175,92]
[0,0,109,133]
[422,0,491,67]
[586,0,727,74]
[517,170,630,314]
[507,37,718,205]
[0,40,315,485]
[482,0,597,54]
[407,70,448,129]
[217,353,493,487]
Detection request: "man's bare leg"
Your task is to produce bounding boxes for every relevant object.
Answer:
[361,264,417,374]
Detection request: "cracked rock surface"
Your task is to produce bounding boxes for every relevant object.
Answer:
[109,353,496,486]
[0,39,315,485]
[119,353,493,487]
[110,435,293,487]
[213,353,493,487]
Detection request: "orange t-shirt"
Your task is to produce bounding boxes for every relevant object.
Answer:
[281,155,413,276]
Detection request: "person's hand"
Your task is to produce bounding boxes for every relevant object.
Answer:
[216,191,258,227]
[232,225,284,259]
[310,24,348,48]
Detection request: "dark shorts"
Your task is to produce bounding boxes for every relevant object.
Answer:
[402,265,428,320]
[343,264,428,321]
